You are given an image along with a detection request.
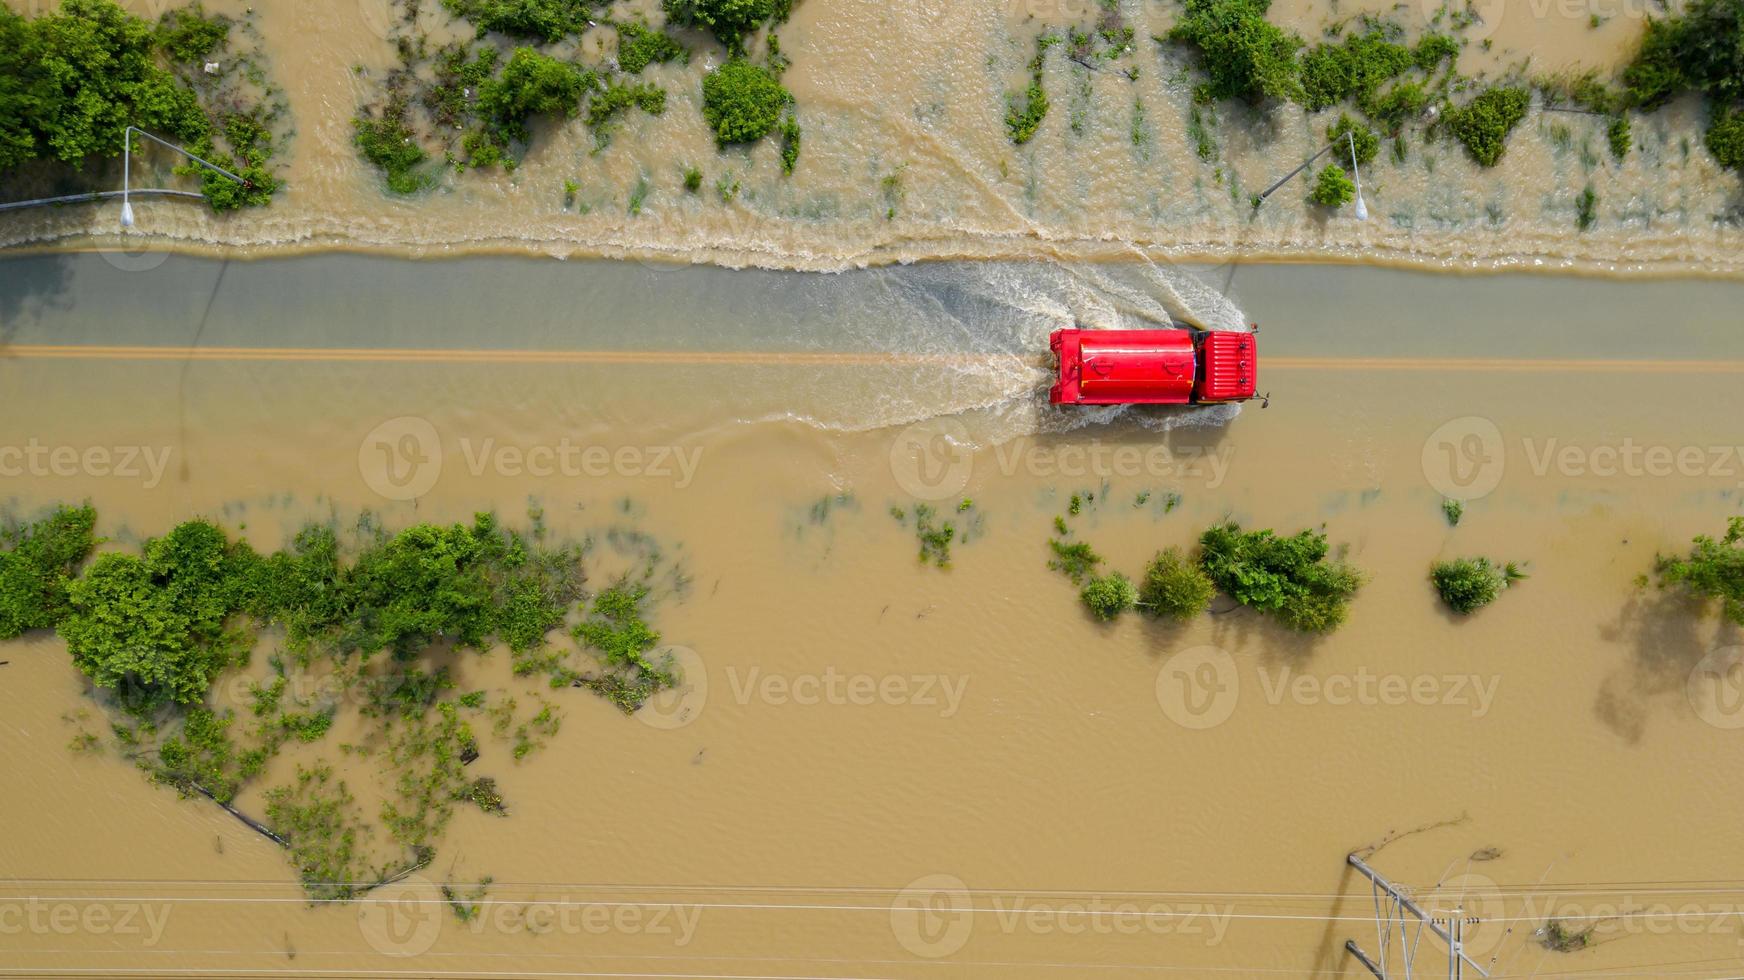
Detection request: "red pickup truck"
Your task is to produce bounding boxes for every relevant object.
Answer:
[1048,328,1257,405]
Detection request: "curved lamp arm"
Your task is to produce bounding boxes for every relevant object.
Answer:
[122,125,248,229]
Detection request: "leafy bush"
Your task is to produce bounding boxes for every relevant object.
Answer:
[1081,573,1138,621]
[701,57,789,144]
[1657,516,1744,624]
[1197,522,1364,633]
[1328,112,1378,167]
[1622,0,1744,109]
[439,0,603,42]
[1366,80,1428,134]
[1431,557,1525,614]
[59,520,254,714]
[154,3,227,62]
[1309,164,1355,206]
[0,504,97,639]
[663,0,789,49]
[478,47,594,142]
[1608,113,1632,160]
[1048,538,1103,584]
[1163,0,1304,104]
[616,21,688,73]
[1138,547,1214,621]
[1413,32,1459,72]
[1708,108,1744,169]
[586,80,666,147]
[1445,85,1530,166]
[1299,29,1412,112]
[574,582,679,712]
[1441,498,1463,526]
[1575,184,1597,229]
[777,111,800,173]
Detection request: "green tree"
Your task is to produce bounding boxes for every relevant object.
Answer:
[0,504,98,639]
[478,47,594,143]
[1445,86,1531,167]
[59,520,254,713]
[1081,572,1139,621]
[663,0,789,49]
[1431,557,1526,614]
[1197,522,1364,633]
[1163,0,1303,104]
[1138,547,1215,621]
[701,57,789,144]
[1657,516,1744,624]
[1309,164,1355,206]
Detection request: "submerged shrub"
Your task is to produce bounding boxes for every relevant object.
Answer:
[1708,109,1744,170]
[1138,547,1215,621]
[478,47,594,142]
[1657,516,1744,624]
[1048,538,1104,584]
[1197,522,1364,633]
[574,582,679,712]
[1608,114,1632,160]
[353,96,430,194]
[1431,557,1526,614]
[1622,0,1744,110]
[615,21,688,73]
[1081,572,1139,621]
[154,3,228,62]
[1309,164,1355,206]
[1445,86,1531,166]
[663,0,790,49]
[0,504,97,639]
[1328,112,1379,167]
[440,0,602,42]
[1299,28,1412,112]
[1163,0,1304,104]
[700,58,789,144]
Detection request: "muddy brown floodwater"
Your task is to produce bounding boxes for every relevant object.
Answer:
[2,253,1744,978]
[2,0,1741,275]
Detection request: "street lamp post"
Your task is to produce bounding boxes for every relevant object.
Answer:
[1254,130,1370,219]
[122,125,248,230]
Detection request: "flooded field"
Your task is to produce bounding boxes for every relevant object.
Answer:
[3,253,1744,977]
[1,0,1741,276]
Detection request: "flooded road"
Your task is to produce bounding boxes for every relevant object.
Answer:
[3,254,1744,978]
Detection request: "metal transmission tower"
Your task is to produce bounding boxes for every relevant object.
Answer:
[1344,852,1490,980]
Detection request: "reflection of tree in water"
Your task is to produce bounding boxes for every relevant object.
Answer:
[0,254,73,344]
[1594,587,1737,743]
